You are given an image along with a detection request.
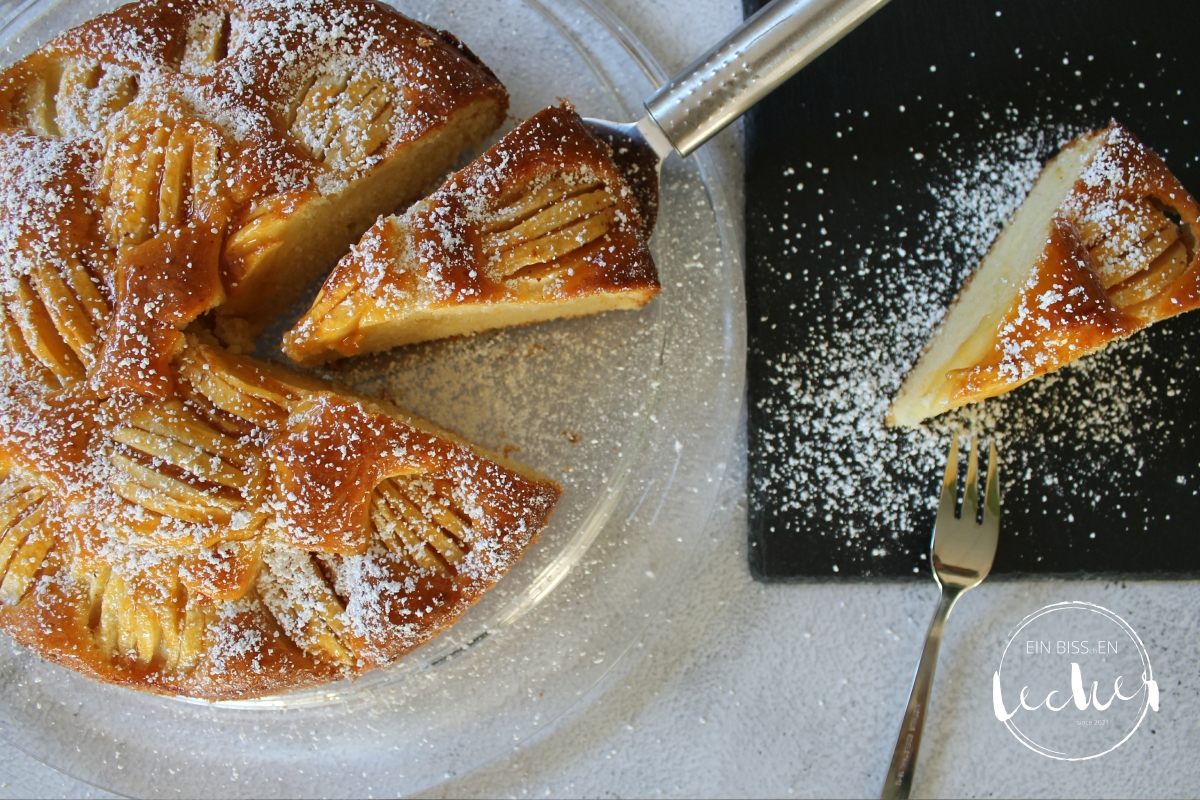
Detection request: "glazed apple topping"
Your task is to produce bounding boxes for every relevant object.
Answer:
[98,115,230,251]
[1077,195,1194,310]
[481,175,619,280]
[85,560,217,670]
[107,400,266,529]
[370,475,471,575]
[0,470,54,608]
[257,544,356,667]
[291,69,397,176]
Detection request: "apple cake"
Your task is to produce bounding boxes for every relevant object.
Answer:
[282,102,661,365]
[889,122,1200,427]
[0,0,560,700]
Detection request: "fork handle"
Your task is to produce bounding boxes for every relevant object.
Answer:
[880,586,962,800]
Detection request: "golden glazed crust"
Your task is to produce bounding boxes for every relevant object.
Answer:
[889,123,1200,426]
[283,103,661,365]
[0,336,559,699]
[0,0,561,700]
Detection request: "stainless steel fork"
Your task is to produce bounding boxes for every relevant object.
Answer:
[880,436,1000,800]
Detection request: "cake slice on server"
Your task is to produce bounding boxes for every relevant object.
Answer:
[282,102,660,365]
[889,122,1200,427]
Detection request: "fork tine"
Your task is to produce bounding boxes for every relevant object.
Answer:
[941,434,959,493]
[983,440,1001,531]
[938,434,960,524]
[962,437,979,522]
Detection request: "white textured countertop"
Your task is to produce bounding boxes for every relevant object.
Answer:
[2,2,1197,798]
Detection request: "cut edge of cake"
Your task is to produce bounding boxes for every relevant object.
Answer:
[888,133,1102,427]
[214,92,509,344]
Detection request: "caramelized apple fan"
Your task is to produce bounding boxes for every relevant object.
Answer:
[889,122,1200,427]
[283,102,661,366]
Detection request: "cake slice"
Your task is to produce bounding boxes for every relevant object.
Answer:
[889,123,1200,427]
[282,103,660,365]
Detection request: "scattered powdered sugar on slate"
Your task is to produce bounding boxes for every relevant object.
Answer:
[923,124,1074,287]
[755,118,1190,571]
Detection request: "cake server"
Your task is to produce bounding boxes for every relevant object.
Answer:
[585,0,892,232]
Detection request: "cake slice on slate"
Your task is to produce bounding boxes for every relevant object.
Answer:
[890,122,1200,427]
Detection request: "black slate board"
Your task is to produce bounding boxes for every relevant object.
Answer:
[744,0,1200,580]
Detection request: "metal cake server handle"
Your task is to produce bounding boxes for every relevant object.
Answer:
[586,0,892,230]
[645,0,891,156]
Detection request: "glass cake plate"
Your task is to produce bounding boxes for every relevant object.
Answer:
[0,0,745,795]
